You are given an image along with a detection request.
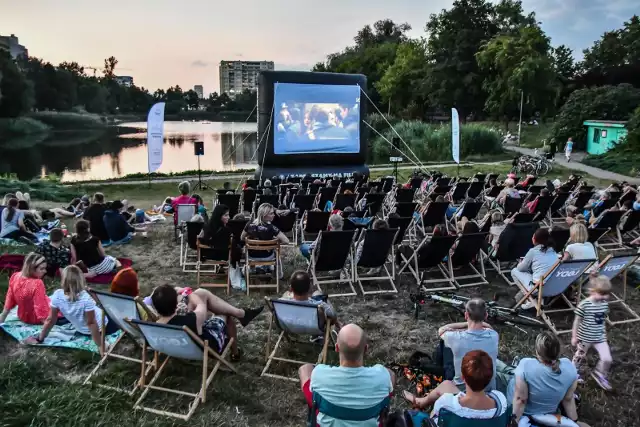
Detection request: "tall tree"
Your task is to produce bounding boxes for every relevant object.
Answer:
[0,50,33,117]
[476,25,557,128]
[184,89,200,110]
[424,0,536,120]
[103,56,118,79]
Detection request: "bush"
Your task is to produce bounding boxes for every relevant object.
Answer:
[369,120,502,163]
[0,177,80,202]
[29,111,107,130]
[550,84,640,150]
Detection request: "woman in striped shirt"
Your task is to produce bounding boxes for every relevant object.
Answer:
[571,275,613,390]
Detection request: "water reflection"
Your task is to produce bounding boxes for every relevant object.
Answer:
[0,121,258,182]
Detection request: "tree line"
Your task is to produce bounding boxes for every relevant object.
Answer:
[0,54,257,118]
[314,0,639,128]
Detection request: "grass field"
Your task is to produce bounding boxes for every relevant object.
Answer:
[1,164,638,427]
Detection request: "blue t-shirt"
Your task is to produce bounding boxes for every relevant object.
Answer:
[0,209,24,238]
[311,364,392,427]
[443,329,499,390]
[506,358,577,416]
[566,141,573,151]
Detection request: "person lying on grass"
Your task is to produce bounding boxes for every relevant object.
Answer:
[150,284,264,361]
[25,265,119,356]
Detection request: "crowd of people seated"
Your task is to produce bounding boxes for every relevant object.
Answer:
[2,169,638,426]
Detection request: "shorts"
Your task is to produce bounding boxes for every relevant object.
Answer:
[202,316,228,353]
[88,256,118,275]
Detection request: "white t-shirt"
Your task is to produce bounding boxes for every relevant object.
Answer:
[50,289,106,334]
[433,391,507,422]
[565,242,597,272]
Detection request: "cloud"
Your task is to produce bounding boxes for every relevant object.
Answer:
[191,60,210,68]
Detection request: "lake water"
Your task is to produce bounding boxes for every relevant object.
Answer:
[0,121,258,182]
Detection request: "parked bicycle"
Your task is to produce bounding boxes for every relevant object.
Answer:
[515,154,553,176]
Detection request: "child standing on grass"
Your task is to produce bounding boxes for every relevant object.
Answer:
[571,275,613,390]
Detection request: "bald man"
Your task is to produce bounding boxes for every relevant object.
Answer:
[298,324,395,426]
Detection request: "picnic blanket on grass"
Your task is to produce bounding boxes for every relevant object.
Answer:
[0,254,133,284]
[0,308,122,353]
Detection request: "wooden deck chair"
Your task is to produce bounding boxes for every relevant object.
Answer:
[216,194,241,218]
[127,319,237,421]
[300,210,330,243]
[599,210,640,252]
[452,202,482,229]
[450,182,471,203]
[571,191,594,212]
[363,193,386,217]
[550,227,571,253]
[526,185,545,195]
[309,230,357,297]
[393,202,418,218]
[467,181,485,200]
[592,210,625,246]
[317,187,338,211]
[261,298,332,381]
[340,181,356,193]
[308,182,323,195]
[410,177,424,189]
[245,178,259,188]
[395,188,416,203]
[487,222,539,286]
[254,195,280,217]
[196,240,231,294]
[510,212,537,223]
[530,195,555,221]
[546,192,571,224]
[513,259,595,335]
[182,221,204,273]
[354,228,399,295]
[272,210,298,245]
[241,189,258,213]
[399,234,458,291]
[292,194,316,218]
[227,217,248,241]
[607,191,623,205]
[448,232,489,288]
[588,227,610,246]
[415,201,450,235]
[174,204,196,241]
[587,253,640,326]
[503,197,524,217]
[244,239,281,295]
[483,185,504,204]
[333,193,357,211]
[389,215,413,245]
[84,289,158,395]
[620,209,640,240]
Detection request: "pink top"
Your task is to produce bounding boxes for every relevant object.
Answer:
[171,195,197,224]
[3,272,51,324]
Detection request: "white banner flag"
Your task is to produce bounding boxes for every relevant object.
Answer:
[147,102,165,173]
[451,107,460,164]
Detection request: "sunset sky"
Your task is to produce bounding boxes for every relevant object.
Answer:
[1,0,636,95]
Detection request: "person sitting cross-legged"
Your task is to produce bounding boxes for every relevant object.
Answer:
[403,350,508,424]
[298,323,395,427]
[281,270,342,331]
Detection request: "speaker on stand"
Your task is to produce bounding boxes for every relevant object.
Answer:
[192,141,211,191]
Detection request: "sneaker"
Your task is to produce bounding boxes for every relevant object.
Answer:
[520,300,535,310]
[240,306,264,327]
[591,372,612,391]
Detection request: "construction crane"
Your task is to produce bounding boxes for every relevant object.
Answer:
[83,65,133,77]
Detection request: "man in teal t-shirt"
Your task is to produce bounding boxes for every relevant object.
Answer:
[298,324,394,427]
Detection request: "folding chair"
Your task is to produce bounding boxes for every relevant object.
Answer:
[354,228,399,295]
[241,189,258,213]
[450,182,471,203]
[415,201,450,235]
[245,178,259,188]
[399,234,458,291]
[588,253,640,326]
[333,193,357,211]
[503,197,524,217]
[389,216,413,245]
[363,193,386,216]
[510,212,537,223]
[196,240,231,294]
[410,177,424,189]
[598,210,637,252]
[340,182,356,193]
[272,210,298,245]
[617,189,636,208]
[308,183,323,195]
[447,233,489,288]
[483,185,504,204]
[244,239,281,295]
[84,289,158,395]
[300,210,330,243]
[227,218,248,242]
[317,187,338,211]
[309,230,357,297]
[217,194,241,218]
[451,202,482,229]
[182,221,204,272]
[530,195,554,221]
[546,192,571,224]
[261,298,332,381]
[572,191,594,211]
[550,227,571,253]
[487,222,539,286]
[513,259,595,335]
[527,185,545,195]
[621,209,640,240]
[254,194,280,215]
[393,202,418,218]
[292,194,316,218]
[174,204,196,241]
[127,319,237,421]
[467,181,485,200]
[437,405,512,426]
[395,188,416,203]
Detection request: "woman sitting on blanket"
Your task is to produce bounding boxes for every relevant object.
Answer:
[0,253,50,324]
[150,284,265,360]
[71,219,121,278]
[25,265,118,355]
[0,198,39,244]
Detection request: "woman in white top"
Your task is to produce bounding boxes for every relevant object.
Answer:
[25,265,118,355]
[563,223,597,261]
[403,350,507,423]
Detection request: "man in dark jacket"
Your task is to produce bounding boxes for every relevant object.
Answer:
[83,193,110,243]
[103,200,135,244]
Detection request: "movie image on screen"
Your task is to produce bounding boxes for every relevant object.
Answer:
[273,82,360,155]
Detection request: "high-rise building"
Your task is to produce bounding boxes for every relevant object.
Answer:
[0,34,28,59]
[219,61,274,96]
[194,85,204,99]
